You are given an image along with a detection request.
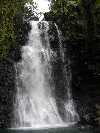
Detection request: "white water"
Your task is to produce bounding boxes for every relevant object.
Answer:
[55,24,79,122]
[13,21,79,128]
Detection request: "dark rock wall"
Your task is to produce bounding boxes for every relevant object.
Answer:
[0,59,15,128]
[0,15,31,128]
[65,40,99,126]
[45,13,100,126]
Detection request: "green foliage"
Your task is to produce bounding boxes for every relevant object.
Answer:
[49,0,84,39]
[49,0,100,40]
[51,0,79,14]
[96,0,100,5]
[24,1,38,20]
[0,0,32,59]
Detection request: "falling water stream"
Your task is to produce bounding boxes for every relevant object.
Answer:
[13,21,79,129]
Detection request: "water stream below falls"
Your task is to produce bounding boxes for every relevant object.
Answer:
[13,21,79,128]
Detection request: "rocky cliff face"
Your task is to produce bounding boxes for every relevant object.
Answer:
[0,59,15,128]
[0,15,31,128]
[44,13,100,126]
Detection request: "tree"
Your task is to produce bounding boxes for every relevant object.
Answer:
[0,0,32,59]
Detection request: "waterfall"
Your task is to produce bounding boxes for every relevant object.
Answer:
[13,21,79,128]
[55,23,79,122]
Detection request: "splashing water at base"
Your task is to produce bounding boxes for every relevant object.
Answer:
[13,21,79,128]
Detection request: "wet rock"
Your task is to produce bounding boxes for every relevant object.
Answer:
[0,59,15,128]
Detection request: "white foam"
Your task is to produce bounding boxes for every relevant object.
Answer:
[10,122,76,130]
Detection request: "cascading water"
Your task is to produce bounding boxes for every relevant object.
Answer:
[13,21,79,128]
[55,24,79,122]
